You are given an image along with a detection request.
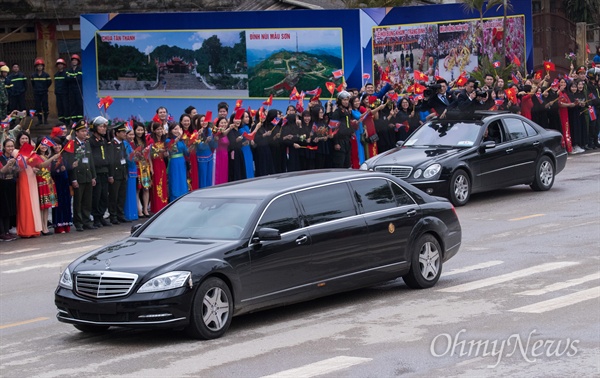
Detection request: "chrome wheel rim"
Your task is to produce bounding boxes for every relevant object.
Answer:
[418,242,440,280]
[454,175,469,202]
[539,161,553,187]
[202,287,229,331]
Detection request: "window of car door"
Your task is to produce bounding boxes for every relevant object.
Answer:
[350,178,414,214]
[295,182,358,226]
[503,117,529,141]
[257,194,301,234]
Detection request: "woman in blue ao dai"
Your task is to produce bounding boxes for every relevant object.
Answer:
[166,123,189,201]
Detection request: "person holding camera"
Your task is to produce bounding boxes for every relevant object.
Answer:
[425,78,453,119]
[449,78,490,113]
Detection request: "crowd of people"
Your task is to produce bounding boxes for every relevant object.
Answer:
[1,50,599,241]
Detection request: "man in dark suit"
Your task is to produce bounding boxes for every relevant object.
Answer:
[425,78,454,119]
[66,120,97,231]
[107,123,129,224]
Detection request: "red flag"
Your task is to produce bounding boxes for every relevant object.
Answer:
[512,55,521,67]
[414,84,426,94]
[63,140,75,153]
[305,87,321,96]
[247,106,256,118]
[336,82,344,93]
[27,153,44,167]
[455,72,468,86]
[18,142,34,157]
[204,111,212,123]
[406,84,415,93]
[586,44,591,54]
[414,70,428,82]
[387,92,399,102]
[429,108,439,117]
[492,61,501,69]
[381,71,391,83]
[325,82,336,95]
[394,121,409,132]
[505,87,517,103]
[328,119,340,129]
[271,117,281,126]
[101,96,114,110]
[259,106,266,120]
[534,70,543,80]
[234,108,245,120]
[234,99,243,110]
[512,73,520,85]
[262,94,273,106]
[242,131,256,141]
[362,73,371,80]
[543,61,555,72]
[40,137,56,148]
[589,106,597,121]
[332,69,344,79]
[289,87,299,100]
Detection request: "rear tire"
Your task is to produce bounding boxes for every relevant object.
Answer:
[403,234,442,289]
[449,169,470,206]
[185,277,233,340]
[73,324,110,333]
[530,156,554,191]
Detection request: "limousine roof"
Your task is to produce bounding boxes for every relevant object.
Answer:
[187,169,391,200]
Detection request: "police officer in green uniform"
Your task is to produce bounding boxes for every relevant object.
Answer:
[66,120,97,231]
[108,123,129,224]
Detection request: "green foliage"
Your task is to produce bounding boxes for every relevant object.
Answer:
[97,40,155,81]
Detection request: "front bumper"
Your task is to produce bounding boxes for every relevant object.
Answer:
[407,179,449,197]
[54,286,194,329]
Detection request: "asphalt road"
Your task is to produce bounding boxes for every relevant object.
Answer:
[1,151,599,377]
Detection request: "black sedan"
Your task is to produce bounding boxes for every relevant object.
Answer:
[55,170,461,339]
[360,111,568,206]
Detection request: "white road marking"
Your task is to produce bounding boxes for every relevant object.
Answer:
[0,248,40,255]
[509,286,600,313]
[509,214,545,221]
[517,272,600,296]
[3,260,73,274]
[438,262,580,293]
[60,237,102,245]
[0,245,101,267]
[260,356,372,378]
[444,261,503,276]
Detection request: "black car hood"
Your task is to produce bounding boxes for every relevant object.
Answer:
[371,146,465,167]
[71,237,234,276]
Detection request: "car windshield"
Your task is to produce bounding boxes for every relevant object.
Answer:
[403,121,481,147]
[140,197,261,240]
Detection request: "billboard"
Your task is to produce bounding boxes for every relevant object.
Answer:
[80,3,532,121]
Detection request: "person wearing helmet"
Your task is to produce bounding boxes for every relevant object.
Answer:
[585,68,600,149]
[329,90,354,168]
[88,115,111,228]
[6,64,27,114]
[54,58,69,124]
[31,58,52,125]
[0,65,8,119]
[66,54,83,123]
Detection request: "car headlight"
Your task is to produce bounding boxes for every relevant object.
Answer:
[59,267,73,289]
[359,163,368,171]
[137,271,191,293]
[413,169,422,179]
[423,164,441,179]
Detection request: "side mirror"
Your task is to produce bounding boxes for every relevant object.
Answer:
[396,140,404,147]
[253,227,281,242]
[131,223,143,235]
[480,140,496,150]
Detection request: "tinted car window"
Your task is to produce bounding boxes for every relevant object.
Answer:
[523,121,538,137]
[257,195,300,234]
[504,118,528,140]
[390,182,415,206]
[296,183,357,226]
[351,179,397,213]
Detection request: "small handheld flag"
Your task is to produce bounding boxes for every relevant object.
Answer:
[325,82,336,95]
[40,137,56,148]
[29,109,36,118]
[543,61,555,72]
[362,73,371,80]
[204,111,212,123]
[63,140,75,153]
[263,94,273,106]
[332,69,344,79]
[492,61,501,69]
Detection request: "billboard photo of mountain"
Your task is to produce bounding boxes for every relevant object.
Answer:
[246,29,343,98]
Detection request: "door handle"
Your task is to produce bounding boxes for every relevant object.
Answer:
[296,235,308,245]
[532,141,540,146]
[505,148,513,153]
[406,209,417,217]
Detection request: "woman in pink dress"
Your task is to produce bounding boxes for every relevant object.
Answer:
[214,117,232,185]
[13,132,42,238]
[149,122,169,213]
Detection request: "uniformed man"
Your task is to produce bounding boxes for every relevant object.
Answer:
[31,58,52,125]
[108,123,129,224]
[66,54,83,123]
[66,120,97,231]
[89,116,111,228]
[53,58,69,124]
[6,63,27,113]
[0,65,8,119]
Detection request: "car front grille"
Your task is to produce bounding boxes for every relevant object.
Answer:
[75,271,138,299]
[375,166,413,179]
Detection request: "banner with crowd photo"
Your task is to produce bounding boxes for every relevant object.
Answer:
[79,3,531,122]
[371,15,526,91]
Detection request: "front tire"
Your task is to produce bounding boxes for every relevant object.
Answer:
[449,169,470,206]
[185,277,233,340]
[530,156,554,191]
[403,234,442,289]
